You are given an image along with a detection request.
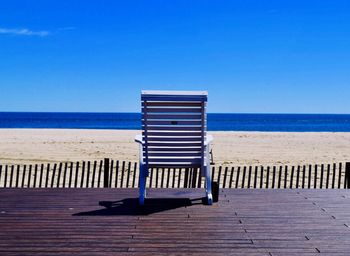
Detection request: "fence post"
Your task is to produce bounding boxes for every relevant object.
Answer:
[346,162,350,189]
[212,181,219,203]
[104,158,110,188]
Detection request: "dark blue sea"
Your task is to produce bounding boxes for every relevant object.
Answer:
[1,112,350,132]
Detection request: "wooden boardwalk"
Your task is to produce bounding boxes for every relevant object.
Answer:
[1,188,350,255]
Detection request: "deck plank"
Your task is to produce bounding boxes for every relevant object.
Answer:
[1,188,350,255]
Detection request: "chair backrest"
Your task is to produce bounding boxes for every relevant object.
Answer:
[141,90,208,168]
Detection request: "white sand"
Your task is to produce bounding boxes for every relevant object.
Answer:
[0,129,350,166]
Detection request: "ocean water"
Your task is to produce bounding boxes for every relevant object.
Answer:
[1,112,350,132]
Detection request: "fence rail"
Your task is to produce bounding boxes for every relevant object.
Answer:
[1,159,350,189]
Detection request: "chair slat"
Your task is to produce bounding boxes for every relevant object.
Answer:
[143,131,202,136]
[146,142,202,147]
[145,137,201,142]
[142,120,202,126]
[143,107,202,113]
[147,158,201,163]
[141,96,206,101]
[149,163,201,168]
[146,152,202,157]
[145,147,201,152]
[143,126,202,131]
[144,114,201,120]
[142,102,202,107]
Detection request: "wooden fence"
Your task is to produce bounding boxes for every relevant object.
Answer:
[1,158,350,189]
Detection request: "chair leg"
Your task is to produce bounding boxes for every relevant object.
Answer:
[205,165,213,205]
[139,166,147,205]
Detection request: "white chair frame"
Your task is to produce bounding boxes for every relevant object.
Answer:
[135,90,213,205]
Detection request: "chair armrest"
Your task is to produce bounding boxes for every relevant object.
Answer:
[205,134,213,146]
[135,134,143,144]
[135,134,145,165]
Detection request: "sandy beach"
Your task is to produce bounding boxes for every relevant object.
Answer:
[0,129,350,166]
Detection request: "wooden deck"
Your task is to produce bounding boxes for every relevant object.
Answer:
[1,189,350,255]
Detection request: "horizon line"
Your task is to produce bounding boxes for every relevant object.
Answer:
[1,111,350,115]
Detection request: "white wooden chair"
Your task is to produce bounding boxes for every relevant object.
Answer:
[135,90,213,205]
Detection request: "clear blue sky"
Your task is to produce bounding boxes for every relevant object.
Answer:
[0,1,349,113]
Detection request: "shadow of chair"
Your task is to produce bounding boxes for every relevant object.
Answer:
[73,197,206,216]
